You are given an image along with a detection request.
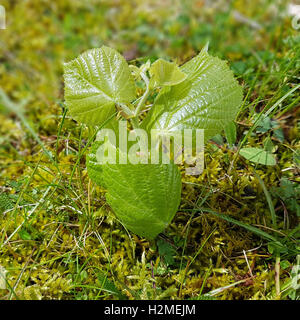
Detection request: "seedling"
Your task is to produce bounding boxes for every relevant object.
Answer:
[63,45,243,239]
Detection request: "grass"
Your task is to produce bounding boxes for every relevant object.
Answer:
[0,0,299,300]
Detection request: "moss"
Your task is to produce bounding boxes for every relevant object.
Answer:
[0,0,299,300]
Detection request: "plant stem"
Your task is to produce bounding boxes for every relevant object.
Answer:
[275,255,281,297]
[134,72,151,119]
[119,103,134,117]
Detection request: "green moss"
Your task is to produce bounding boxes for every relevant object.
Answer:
[0,0,299,300]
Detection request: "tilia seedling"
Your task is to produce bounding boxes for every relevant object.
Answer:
[63,45,243,239]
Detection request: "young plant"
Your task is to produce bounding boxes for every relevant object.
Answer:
[63,45,243,239]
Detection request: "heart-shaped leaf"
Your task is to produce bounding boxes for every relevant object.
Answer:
[142,47,243,142]
[101,162,182,239]
[64,46,135,126]
[240,147,276,166]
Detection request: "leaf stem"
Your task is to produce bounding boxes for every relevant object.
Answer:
[119,103,139,129]
[119,103,134,117]
[134,72,151,119]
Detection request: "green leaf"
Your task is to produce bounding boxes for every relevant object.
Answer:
[280,260,291,270]
[102,162,182,239]
[256,116,272,133]
[293,149,300,166]
[271,178,300,218]
[240,147,276,166]
[97,272,127,299]
[263,137,275,152]
[64,46,136,126]
[149,59,187,87]
[273,127,284,142]
[86,140,104,187]
[157,238,176,266]
[224,121,236,146]
[0,193,14,211]
[86,118,121,187]
[142,48,243,142]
